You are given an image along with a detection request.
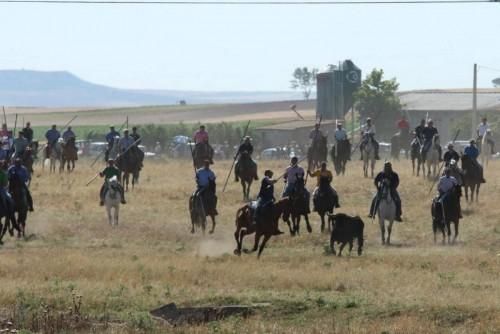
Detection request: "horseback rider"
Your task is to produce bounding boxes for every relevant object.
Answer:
[368,161,402,222]
[414,119,426,143]
[12,131,29,159]
[99,158,126,206]
[235,136,258,182]
[7,158,34,211]
[477,117,495,155]
[45,124,61,158]
[334,122,350,160]
[464,139,486,183]
[309,123,324,144]
[0,123,12,139]
[255,170,283,235]
[195,159,218,213]
[105,125,120,161]
[283,157,310,211]
[397,115,410,136]
[437,168,462,218]
[118,129,135,153]
[360,117,380,160]
[308,161,340,210]
[443,143,460,167]
[131,126,141,145]
[0,160,14,213]
[421,119,442,161]
[193,125,209,144]
[62,126,77,150]
[22,122,34,143]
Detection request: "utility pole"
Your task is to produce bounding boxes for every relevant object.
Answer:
[472,63,478,137]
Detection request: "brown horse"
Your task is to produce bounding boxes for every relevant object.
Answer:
[8,176,29,238]
[234,198,289,258]
[235,151,258,201]
[61,137,78,172]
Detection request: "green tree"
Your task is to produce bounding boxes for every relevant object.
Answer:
[493,77,500,88]
[354,69,403,138]
[290,67,318,100]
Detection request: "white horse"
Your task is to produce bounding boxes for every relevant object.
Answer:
[480,130,492,168]
[105,176,121,226]
[426,135,440,178]
[377,181,396,245]
[363,136,377,178]
[46,139,62,173]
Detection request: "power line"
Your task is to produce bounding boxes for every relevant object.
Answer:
[0,0,496,5]
[478,65,500,73]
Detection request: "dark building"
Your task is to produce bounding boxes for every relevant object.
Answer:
[316,60,361,120]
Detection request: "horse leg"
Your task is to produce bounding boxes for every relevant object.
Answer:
[234,228,243,255]
[476,184,480,203]
[115,205,119,226]
[257,234,271,259]
[285,217,294,236]
[305,214,312,233]
[380,219,385,244]
[446,221,451,244]
[320,213,325,233]
[338,242,346,256]
[348,240,354,255]
[330,234,336,255]
[251,232,261,252]
[241,180,246,201]
[433,221,437,244]
[209,215,216,234]
[106,206,112,225]
[453,221,459,244]
[386,220,393,245]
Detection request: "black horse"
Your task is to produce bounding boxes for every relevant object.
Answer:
[0,194,19,244]
[9,176,30,238]
[432,188,461,244]
[330,139,351,176]
[313,176,337,233]
[308,136,328,172]
[189,180,217,234]
[283,176,312,236]
[410,138,425,176]
[461,155,483,202]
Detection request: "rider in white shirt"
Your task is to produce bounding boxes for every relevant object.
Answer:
[476,117,495,154]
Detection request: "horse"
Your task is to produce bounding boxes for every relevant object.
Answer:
[0,197,19,245]
[330,139,350,176]
[425,135,440,178]
[313,176,336,233]
[461,155,482,202]
[104,176,121,226]
[235,151,258,201]
[377,180,397,245]
[61,137,78,172]
[431,188,460,244]
[193,142,214,169]
[189,181,217,234]
[45,141,62,173]
[116,149,141,191]
[233,198,289,258]
[362,135,376,178]
[479,131,493,168]
[283,176,312,236]
[308,135,327,171]
[20,148,34,177]
[410,138,425,176]
[390,130,410,160]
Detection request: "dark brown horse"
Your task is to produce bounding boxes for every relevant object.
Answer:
[9,176,29,238]
[283,176,312,236]
[0,193,19,244]
[61,137,78,172]
[189,181,217,234]
[234,198,289,258]
[235,151,258,201]
[461,155,483,202]
[330,139,351,176]
[308,135,327,171]
[117,149,142,191]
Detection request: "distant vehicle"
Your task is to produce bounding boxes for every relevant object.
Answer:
[172,135,190,145]
[260,148,280,160]
[138,145,156,158]
[88,142,108,157]
[75,139,91,156]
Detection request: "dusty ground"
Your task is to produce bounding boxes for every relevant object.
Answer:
[0,158,498,333]
[2,100,315,127]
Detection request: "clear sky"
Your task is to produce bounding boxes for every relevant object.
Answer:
[0,1,499,91]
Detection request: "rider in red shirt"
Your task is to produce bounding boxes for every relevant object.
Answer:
[397,116,410,133]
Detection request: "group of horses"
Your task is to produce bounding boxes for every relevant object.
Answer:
[42,138,78,173]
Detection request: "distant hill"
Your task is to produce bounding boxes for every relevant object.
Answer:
[0,69,302,107]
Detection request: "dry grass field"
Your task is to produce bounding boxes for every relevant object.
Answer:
[0,157,499,333]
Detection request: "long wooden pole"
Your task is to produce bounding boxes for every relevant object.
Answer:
[222,120,251,192]
[472,63,478,138]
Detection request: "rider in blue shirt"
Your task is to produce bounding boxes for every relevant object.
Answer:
[464,139,485,183]
[45,125,61,147]
[106,125,120,145]
[7,158,34,211]
[196,161,216,190]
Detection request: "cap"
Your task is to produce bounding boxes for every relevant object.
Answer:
[384,161,392,167]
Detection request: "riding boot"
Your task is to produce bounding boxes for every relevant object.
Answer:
[333,193,340,208]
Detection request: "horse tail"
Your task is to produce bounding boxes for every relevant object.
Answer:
[235,206,248,227]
